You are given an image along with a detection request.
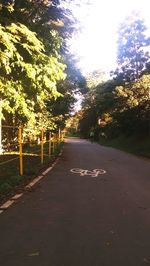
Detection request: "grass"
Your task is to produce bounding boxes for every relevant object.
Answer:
[0,141,63,204]
[98,135,150,159]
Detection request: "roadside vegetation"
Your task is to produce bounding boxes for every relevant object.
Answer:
[75,13,150,158]
[0,0,85,203]
[99,136,150,159]
[0,141,64,204]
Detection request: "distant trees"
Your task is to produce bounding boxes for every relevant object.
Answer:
[79,79,117,139]
[114,74,150,136]
[79,13,150,139]
[86,70,106,89]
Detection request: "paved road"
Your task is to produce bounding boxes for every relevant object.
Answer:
[0,138,150,266]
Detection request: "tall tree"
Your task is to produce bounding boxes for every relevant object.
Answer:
[0,23,66,125]
[0,0,86,137]
[114,13,150,83]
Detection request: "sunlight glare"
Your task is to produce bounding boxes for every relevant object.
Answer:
[68,0,150,74]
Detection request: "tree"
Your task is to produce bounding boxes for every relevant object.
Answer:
[0,0,76,51]
[114,74,150,136]
[78,78,117,139]
[114,13,150,83]
[0,0,86,144]
[0,22,66,128]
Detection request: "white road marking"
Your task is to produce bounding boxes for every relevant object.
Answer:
[11,193,23,200]
[70,168,106,177]
[25,175,44,189]
[0,200,15,210]
[42,167,52,175]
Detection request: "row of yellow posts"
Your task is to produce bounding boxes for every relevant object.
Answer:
[18,126,64,176]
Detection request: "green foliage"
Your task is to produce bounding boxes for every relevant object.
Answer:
[79,79,117,139]
[66,111,82,135]
[79,72,150,139]
[0,0,85,139]
[0,22,66,131]
[114,74,150,136]
[115,75,150,108]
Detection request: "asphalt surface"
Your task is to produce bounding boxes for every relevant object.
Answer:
[0,137,150,266]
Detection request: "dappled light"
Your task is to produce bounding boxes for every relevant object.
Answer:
[0,2,150,266]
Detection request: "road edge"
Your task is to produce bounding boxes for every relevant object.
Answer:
[0,149,63,214]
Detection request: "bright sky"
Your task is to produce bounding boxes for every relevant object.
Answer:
[68,0,150,75]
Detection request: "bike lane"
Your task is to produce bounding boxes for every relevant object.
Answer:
[0,138,150,266]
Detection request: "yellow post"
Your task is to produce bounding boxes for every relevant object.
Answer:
[55,133,58,149]
[55,133,58,148]
[52,134,55,154]
[19,126,23,176]
[51,138,53,155]
[61,131,64,142]
[58,128,61,143]
[48,132,51,157]
[41,128,44,164]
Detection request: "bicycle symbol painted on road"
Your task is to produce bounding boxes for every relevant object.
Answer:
[70,168,106,177]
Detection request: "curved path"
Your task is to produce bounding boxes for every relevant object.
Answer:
[0,138,150,266]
